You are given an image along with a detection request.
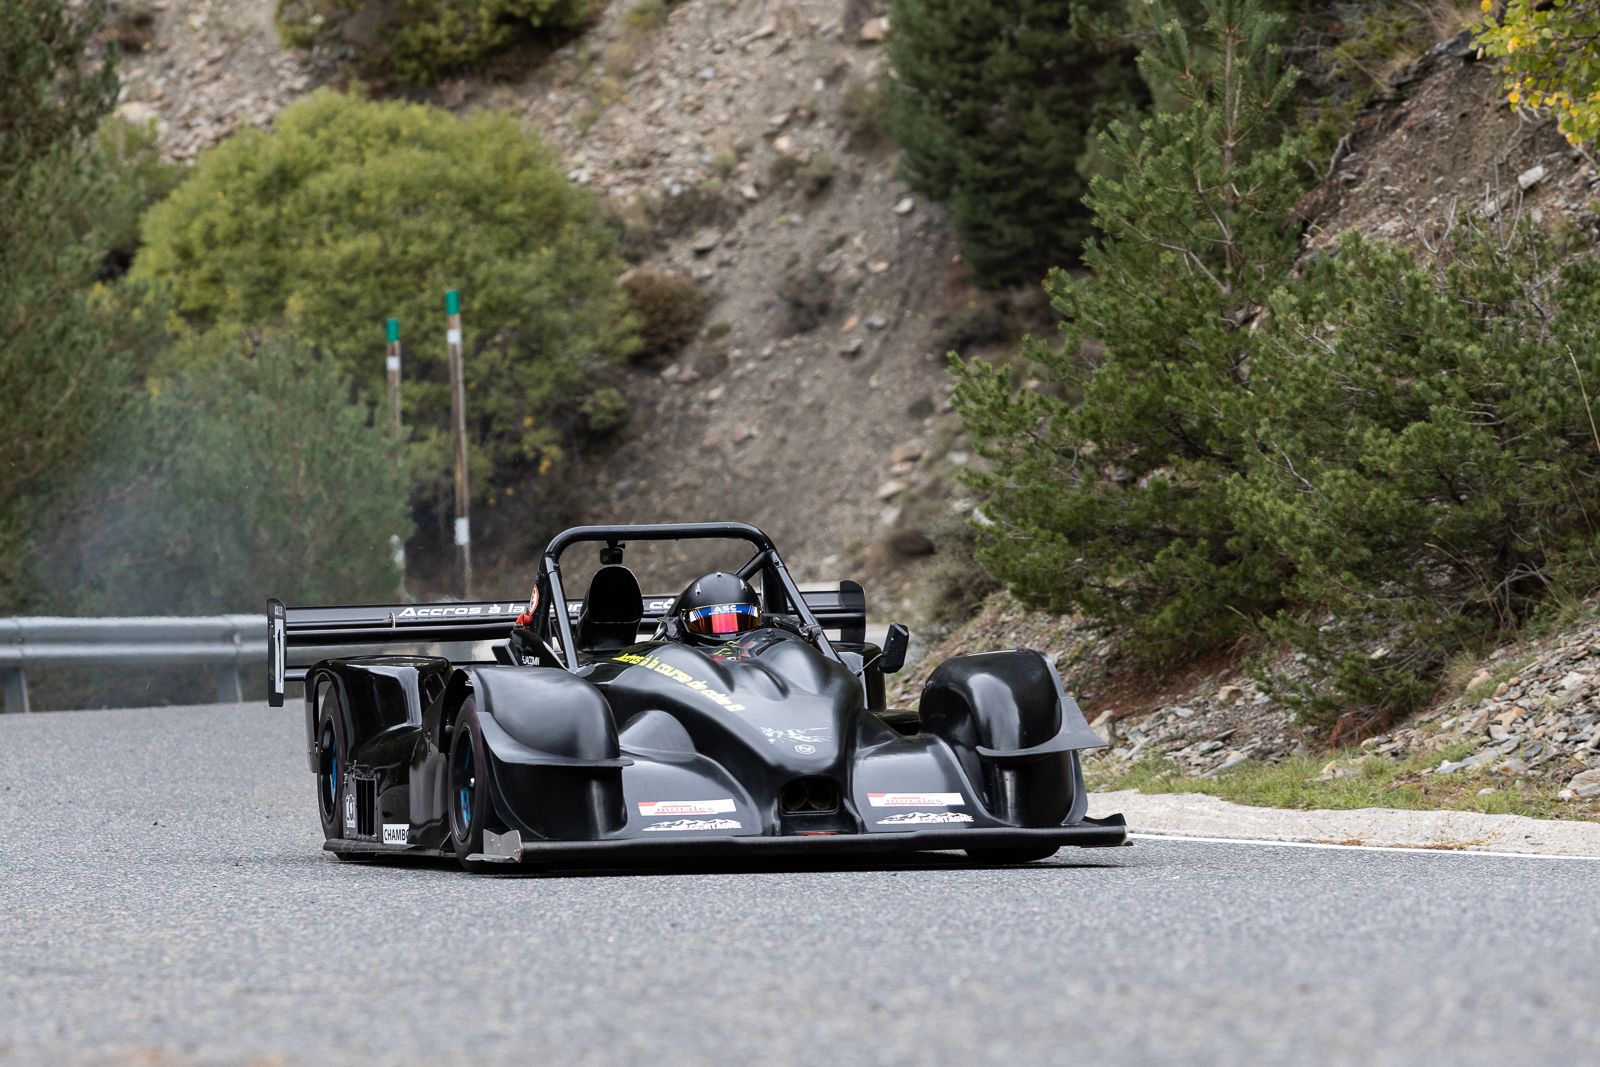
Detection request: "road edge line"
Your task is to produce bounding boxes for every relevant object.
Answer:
[1127,830,1600,860]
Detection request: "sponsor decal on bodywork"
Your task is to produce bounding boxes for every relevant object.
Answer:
[344,791,357,832]
[397,604,521,619]
[760,727,828,744]
[866,791,967,808]
[640,818,743,832]
[759,726,829,755]
[637,799,736,817]
[382,823,409,845]
[612,651,746,711]
[876,811,975,825]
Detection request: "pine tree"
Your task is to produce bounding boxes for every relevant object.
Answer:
[953,0,1306,659]
[885,0,1146,286]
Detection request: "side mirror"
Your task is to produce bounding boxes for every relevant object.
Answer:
[879,623,909,674]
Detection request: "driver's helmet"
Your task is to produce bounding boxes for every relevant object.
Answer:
[673,572,762,642]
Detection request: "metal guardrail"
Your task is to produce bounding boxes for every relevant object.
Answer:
[0,613,898,715]
[0,615,265,714]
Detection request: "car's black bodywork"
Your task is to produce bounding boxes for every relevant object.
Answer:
[269,522,1126,871]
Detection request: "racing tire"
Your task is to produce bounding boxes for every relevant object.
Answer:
[315,684,349,842]
[448,698,504,872]
[964,846,1060,864]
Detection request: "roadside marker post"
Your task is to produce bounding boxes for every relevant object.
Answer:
[385,317,403,432]
[445,290,474,600]
[385,317,408,590]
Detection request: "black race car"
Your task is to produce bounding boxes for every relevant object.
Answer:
[268,522,1126,871]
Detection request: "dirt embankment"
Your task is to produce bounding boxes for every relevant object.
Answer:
[1297,31,1599,256]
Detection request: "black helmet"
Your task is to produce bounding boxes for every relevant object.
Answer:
[672,572,762,642]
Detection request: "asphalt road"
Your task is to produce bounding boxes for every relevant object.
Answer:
[4,704,1599,1066]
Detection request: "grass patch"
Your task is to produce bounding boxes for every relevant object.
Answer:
[1087,745,1593,821]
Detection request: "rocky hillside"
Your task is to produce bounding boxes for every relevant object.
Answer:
[1298,31,1599,255]
[892,592,1600,811]
[114,0,997,609]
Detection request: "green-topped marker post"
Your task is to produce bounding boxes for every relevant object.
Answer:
[385,317,403,431]
[385,317,407,592]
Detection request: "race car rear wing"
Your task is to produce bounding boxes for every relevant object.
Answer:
[267,581,866,707]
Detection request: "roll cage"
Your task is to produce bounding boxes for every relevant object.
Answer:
[531,522,842,671]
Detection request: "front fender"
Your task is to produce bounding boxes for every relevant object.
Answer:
[919,650,1105,758]
[453,666,629,841]
[919,650,1105,827]
[454,666,625,766]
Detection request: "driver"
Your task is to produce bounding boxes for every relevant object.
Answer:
[659,572,763,644]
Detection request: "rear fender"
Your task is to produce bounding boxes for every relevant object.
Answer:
[919,650,1105,826]
[302,657,449,845]
[306,656,450,770]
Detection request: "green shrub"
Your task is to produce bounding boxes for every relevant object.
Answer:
[1236,220,1600,730]
[0,0,118,195]
[275,0,590,87]
[46,339,411,612]
[618,267,706,362]
[94,114,183,275]
[132,90,635,502]
[884,0,1147,286]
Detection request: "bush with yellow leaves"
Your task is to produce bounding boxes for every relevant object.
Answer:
[1478,0,1600,145]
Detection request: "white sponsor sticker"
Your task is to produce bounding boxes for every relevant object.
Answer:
[877,811,975,825]
[866,792,966,808]
[397,604,516,618]
[638,799,736,817]
[344,791,357,831]
[382,823,409,845]
[640,818,742,832]
[760,727,829,744]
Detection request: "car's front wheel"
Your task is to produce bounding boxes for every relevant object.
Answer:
[447,698,503,872]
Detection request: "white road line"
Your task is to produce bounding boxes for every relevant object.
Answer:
[1128,831,1600,861]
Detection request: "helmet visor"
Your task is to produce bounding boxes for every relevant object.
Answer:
[685,602,761,636]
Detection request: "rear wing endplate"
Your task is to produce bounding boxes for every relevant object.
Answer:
[267,581,865,707]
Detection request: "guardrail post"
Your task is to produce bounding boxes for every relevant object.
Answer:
[213,663,242,704]
[1,667,29,714]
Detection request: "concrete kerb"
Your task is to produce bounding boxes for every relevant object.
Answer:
[1089,789,1600,858]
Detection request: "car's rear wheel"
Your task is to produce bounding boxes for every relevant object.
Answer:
[965,846,1060,864]
[448,698,503,872]
[315,684,348,842]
